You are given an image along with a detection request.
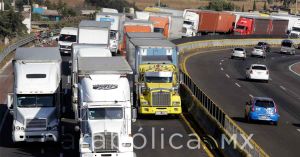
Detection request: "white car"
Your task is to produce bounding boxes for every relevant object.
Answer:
[251,46,266,58]
[246,64,269,82]
[231,47,246,59]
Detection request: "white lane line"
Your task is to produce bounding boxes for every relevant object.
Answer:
[221,67,224,71]
[219,62,222,65]
[225,74,230,78]
[235,83,241,87]
[289,62,300,77]
[221,59,224,62]
[249,94,254,98]
[280,85,287,91]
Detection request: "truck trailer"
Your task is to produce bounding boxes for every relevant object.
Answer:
[7,47,62,143]
[182,10,235,37]
[126,39,181,115]
[72,56,135,157]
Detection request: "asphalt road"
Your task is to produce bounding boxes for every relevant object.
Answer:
[0,54,209,157]
[186,47,300,157]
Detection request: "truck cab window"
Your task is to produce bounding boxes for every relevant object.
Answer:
[17,94,55,107]
[59,34,77,42]
[145,76,172,83]
[88,107,123,120]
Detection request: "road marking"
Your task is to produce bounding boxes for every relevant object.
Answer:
[235,83,241,87]
[289,62,300,77]
[221,59,224,62]
[219,62,222,65]
[280,86,287,91]
[225,74,230,78]
[221,67,224,71]
[249,94,254,98]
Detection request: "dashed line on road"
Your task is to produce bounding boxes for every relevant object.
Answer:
[221,59,224,62]
[235,83,241,87]
[219,62,222,65]
[225,74,230,78]
[280,85,287,91]
[221,67,224,71]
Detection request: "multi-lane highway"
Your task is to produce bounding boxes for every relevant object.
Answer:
[0,54,210,157]
[186,47,300,157]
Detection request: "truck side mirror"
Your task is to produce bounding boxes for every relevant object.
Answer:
[132,108,137,122]
[7,93,13,114]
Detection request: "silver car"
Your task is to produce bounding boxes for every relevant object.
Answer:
[231,47,246,60]
[251,46,266,58]
[280,39,296,55]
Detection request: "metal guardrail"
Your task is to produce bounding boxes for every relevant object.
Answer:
[181,66,269,157]
[0,29,60,65]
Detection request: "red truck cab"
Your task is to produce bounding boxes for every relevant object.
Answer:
[235,17,254,35]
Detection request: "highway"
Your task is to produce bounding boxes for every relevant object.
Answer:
[0,54,210,157]
[185,47,300,157]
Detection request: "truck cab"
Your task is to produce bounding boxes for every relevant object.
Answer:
[8,47,61,143]
[73,57,135,157]
[138,64,181,115]
[182,11,199,37]
[58,27,77,55]
[290,20,300,38]
[235,17,253,35]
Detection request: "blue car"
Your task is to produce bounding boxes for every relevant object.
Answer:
[245,97,279,125]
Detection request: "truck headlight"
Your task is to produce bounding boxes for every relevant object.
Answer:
[141,101,148,106]
[21,127,24,131]
[81,143,90,148]
[122,143,132,147]
[172,101,181,106]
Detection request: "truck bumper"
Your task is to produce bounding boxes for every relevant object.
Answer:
[139,106,182,115]
[81,152,135,157]
[12,130,59,142]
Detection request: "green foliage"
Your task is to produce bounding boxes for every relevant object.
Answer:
[0,9,27,39]
[267,0,273,5]
[253,0,257,11]
[205,0,236,11]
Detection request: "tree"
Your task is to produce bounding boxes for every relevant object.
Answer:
[263,1,267,10]
[206,0,236,11]
[242,4,245,12]
[267,0,273,5]
[253,0,257,11]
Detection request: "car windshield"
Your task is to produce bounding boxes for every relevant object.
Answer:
[252,66,267,70]
[88,107,123,120]
[254,46,263,49]
[255,100,275,108]
[236,25,246,30]
[234,48,244,51]
[59,34,76,42]
[183,21,193,25]
[17,94,55,107]
[282,41,292,47]
[145,76,172,83]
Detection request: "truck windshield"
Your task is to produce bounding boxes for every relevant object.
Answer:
[88,107,123,120]
[183,21,193,25]
[59,34,76,42]
[236,25,246,30]
[17,94,55,107]
[154,28,164,33]
[282,42,292,47]
[145,76,172,83]
[292,27,300,32]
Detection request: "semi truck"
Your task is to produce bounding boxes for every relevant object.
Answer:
[78,20,111,46]
[58,27,77,55]
[121,20,154,55]
[96,12,125,54]
[234,16,288,35]
[149,14,171,38]
[7,47,61,143]
[72,56,135,157]
[271,14,300,37]
[182,10,236,37]
[126,39,181,115]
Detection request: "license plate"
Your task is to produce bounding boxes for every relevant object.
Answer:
[259,116,268,120]
[155,111,168,115]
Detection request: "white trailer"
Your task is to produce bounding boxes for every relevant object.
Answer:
[58,27,78,55]
[72,56,135,157]
[7,47,61,143]
[96,13,125,54]
[78,20,111,46]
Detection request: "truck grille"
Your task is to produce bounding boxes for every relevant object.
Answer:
[152,91,171,106]
[94,132,119,153]
[26,119,47,129]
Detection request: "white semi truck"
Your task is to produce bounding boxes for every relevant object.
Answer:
[96,12,125,54]
[72,56,135,157]
[7,47,61,143]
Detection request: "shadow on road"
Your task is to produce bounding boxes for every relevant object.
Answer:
[292,123,300,128]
